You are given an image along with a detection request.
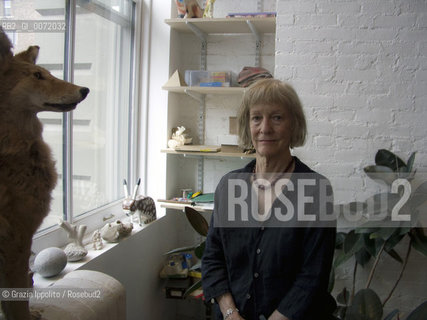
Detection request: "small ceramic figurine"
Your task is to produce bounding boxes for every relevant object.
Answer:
[59,221,88,262]
[92,229,103,250]
[167,126,192,149]
[122,178,157,225]
[100,220,133,243]
[123,195,157,226]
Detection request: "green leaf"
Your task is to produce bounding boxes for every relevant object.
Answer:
[409,181,427,210]
[384,248,403,264]
[185,206,209,237]
[344,230,364,255]
[364,165,396,185]
[406,152,416,173]
[164,245,198,255]
[363,193,401,219]
[355,227,380,236]
[384,230,406,252]
[406,300,427,320]
[333,251,353,269]
[364,234,384,257]
[410,228,427,258]
[183,279,202,298]
[336,232,347,249]
[328,268,335,293]
[369,228,397,241]
[194,241,206,259]
[346,289,383,320]
[375,149,407,172]
[355,248,372,267]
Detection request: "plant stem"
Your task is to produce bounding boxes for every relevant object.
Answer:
[350,259,358,304]
[366,241,386,289]
[382,237,412,307]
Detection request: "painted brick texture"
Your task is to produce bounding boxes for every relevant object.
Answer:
[275,0,427,314]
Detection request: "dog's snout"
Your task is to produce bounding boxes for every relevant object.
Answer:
[80,87,90,99]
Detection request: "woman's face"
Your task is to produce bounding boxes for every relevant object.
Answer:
[249,103,292,158]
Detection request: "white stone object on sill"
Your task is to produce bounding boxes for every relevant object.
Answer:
[32,247,68,278]
[100,220,133,243]
[59,220,88,262]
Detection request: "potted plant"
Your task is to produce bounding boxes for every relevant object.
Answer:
[332,149,427,319]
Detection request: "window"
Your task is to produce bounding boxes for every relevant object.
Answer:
[2,0,137,233]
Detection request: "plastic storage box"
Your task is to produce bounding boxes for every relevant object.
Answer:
[185,70,231,87]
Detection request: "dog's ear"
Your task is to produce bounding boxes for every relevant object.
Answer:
[0,26,13,67]
[14,45,40,64]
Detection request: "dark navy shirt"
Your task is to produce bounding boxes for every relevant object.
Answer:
[201,157,336,320]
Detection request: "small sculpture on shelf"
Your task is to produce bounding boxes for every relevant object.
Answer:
[91,229,103,250]
[167,126,192,150]
[100,220,133,243]
[122,178,157,225]
[59,220,88,262]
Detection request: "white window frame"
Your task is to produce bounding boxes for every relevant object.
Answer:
[32,0,144,252]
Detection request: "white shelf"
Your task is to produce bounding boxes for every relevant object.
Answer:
[162,86,245,94]
[165,17,276,34]
[159,201,213,213]
[161,145,256,159]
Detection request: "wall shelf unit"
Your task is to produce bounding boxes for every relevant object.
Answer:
[161,145,256,159]
[162,86,245,95]
[163,15,276,206]
[165,17,276,34]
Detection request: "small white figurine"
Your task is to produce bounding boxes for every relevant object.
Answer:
[59,221,88,262]
[100,220,133,243]
[92,229,103,250]
[167,126,192,149]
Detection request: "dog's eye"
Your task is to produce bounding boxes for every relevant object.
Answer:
[34,72,43,80]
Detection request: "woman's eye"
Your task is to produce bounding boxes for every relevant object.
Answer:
[34,72,43,79]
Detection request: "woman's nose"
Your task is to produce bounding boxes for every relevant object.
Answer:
[260,119,272,133]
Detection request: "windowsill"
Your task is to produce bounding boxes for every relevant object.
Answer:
[33,216,162,288]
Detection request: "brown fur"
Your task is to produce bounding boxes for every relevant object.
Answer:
[0,27,89,320]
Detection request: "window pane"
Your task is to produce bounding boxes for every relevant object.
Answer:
[73,1,133,216]
[2,0,66,230]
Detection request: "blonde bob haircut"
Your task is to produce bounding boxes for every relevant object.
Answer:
[237,78,307,149]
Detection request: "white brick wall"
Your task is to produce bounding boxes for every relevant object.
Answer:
[275,0,427,313]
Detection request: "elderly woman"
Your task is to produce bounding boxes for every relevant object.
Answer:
[201,79,336,320]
